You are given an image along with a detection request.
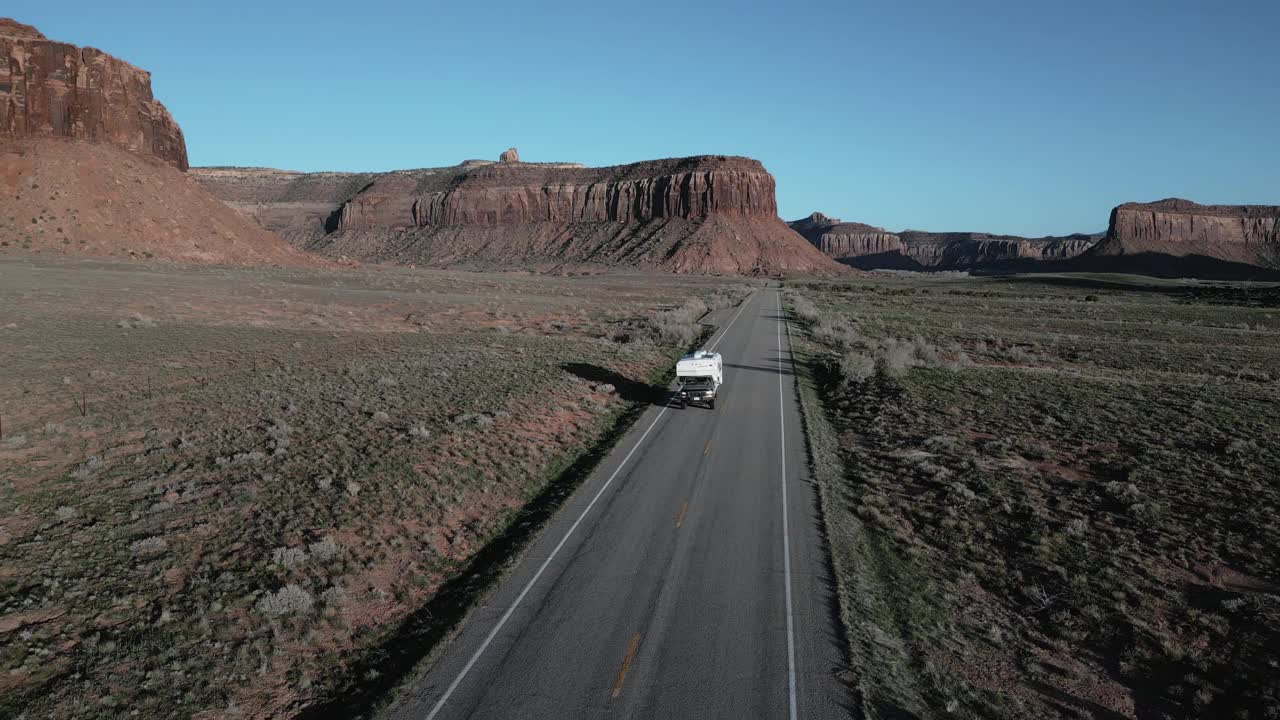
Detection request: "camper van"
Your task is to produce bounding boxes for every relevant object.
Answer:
[674,350,723,409]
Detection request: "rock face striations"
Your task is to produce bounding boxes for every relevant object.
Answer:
[1088,198,1280,269]
[896,231,1099,268]
[789,212,1098,270]
[0,18,187,169]
[790,212,905,259]
[0,19,314,265]
[195,156,843,275]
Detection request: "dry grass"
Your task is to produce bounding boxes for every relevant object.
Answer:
[787,275,1280,720]
[0,255,757,719]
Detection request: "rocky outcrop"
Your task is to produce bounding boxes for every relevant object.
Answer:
[1088,198,1280,268]
[0,18,188,170]
[499,147,519,163]
[896,231,1100,268]
[197,155,844,275]
[790,211,1099,270]
[0,19,315,266]
[337,156,781,228]
[0,18,42,40]
[789,213,903,258]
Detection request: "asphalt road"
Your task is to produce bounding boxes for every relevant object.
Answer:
[387,285,849,719]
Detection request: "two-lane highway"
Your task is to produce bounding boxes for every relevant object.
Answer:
[387,285,848,719]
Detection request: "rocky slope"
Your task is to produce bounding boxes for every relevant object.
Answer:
[188,166,379,244]
[0,19,313,265]
[1,139,318,265]
[0,18,187,170]
[790,211,1098,270]
[1088,198,1280,269]
[196,154,844,275]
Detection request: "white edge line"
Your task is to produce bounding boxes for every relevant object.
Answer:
[423,292,755,719]
[777,287,798,720]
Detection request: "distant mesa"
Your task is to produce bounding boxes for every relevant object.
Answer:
[499,147,520,163]
[792,198,1280,277]
[788,212,1099,271]
[194,154,847,275]
[1088,198,1280,270]
[0,18,316,266]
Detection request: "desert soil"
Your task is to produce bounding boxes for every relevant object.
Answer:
[0,255,753,719]
[786,273,1280,719]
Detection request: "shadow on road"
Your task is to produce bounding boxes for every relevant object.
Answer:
[723,358,793,377]
[562,363,670,405]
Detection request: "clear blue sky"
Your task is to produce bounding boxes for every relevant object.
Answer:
[13,0,1278,236]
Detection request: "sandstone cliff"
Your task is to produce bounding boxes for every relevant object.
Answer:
[196,156,844,275]
[789,212,904,258]
[896,231,1099,268]
[0,19,315,266]
[1088,198,1280,269]
[1,18,187,169]
[790,211,1098,270]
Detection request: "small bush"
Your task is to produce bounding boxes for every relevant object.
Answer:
[115,313,156,330]
[71,455,102,479]
[643,297,710,347]
[267,419,291,450]
[1104,480,1141,504]
[791,294,820,323]
[451,412,493,427]
[839,351,876,382]
[814,316,865,349]
[308,537,339,563]
[271,546,308,569]
[131,536,169,557]
[256,584,314,617]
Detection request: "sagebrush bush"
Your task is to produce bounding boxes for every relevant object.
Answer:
[130,536,169,557]
[877,339,916,377]
[643,297,710,347]
[833,335,946,383]
[814,317,864,350]
[71,455,102,479]
[272,546,308,569]
[308,537,339,563]
[256,584,314,617]
[839,351,876,381]
[791,294,820,323]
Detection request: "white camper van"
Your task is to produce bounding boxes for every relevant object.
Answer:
[674,350,723,409]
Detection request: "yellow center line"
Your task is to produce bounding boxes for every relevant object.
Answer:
[611,634,641,699]
[675,502,689,528]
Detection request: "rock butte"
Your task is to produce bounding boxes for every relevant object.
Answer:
[0,17,187,169]
[0,18,315,266]
[194,157,847,275]
[789,212,1099,271]
[1087,198,1280,269]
